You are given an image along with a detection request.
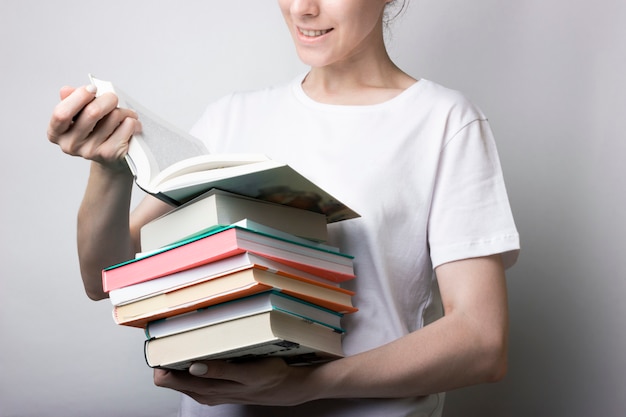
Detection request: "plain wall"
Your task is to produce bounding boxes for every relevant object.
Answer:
[1,1,624,416]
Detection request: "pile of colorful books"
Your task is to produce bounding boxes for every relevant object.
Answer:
[102,189,357,370]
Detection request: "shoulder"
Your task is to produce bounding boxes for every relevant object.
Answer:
[414,79,487,121]
[399,79,491,146]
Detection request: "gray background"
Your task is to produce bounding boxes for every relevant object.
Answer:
[1,1,624,416]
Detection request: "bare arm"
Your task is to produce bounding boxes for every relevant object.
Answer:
[76,165,171,299]
[153,254,509,405]
[48,85,171,300]
[306,254,508,399]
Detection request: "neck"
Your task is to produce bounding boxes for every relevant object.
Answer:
[302,44,417,105]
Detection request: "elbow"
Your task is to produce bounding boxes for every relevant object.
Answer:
[485,350,508,383]
[84,281,109,301]
[479,335,508,383]
[85,287,108,301]
[79,268,109,301]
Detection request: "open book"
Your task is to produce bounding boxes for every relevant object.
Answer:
[88,75,359,222]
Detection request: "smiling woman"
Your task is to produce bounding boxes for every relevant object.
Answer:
[277,0,417,104]
[278,0,389,67]
[46,0,519,416]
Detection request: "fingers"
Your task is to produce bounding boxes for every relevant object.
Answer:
[162,359,287,386]
[69,98,133,148]
[153,366,244,407]
[76,116,140,161]
[152,359,306,407]
[59,85,76,100]
[153,367,238,392]
[48,85,98,139]
[187,360,266,383]
[48,84,140,164]
[189,362,210,376]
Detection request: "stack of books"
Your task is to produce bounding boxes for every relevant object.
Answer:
[91,75,359,370]
[103,189,358,370]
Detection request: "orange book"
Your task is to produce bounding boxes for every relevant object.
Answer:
[113,266,357,328]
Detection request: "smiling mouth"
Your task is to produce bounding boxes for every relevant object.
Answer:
[298,28,333,37]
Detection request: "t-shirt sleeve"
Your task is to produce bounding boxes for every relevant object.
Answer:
[428,118,520,269]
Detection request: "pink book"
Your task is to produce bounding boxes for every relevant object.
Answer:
[102,226,355,292]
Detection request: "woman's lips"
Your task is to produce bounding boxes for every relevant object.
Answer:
[298,27,333,37]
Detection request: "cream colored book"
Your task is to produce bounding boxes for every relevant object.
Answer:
[144,309,344,370]
[140,189,328,252]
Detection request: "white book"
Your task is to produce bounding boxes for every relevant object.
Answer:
[108,251,342,307]
[88,74,359,223]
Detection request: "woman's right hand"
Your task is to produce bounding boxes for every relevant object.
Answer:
[47,85,141,171]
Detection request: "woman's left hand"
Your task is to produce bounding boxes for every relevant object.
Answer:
[153,358,313,407]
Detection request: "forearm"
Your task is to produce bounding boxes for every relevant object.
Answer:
[77,162,136,300]
[302,255,509,402]
[47,84,144,299]
[304,311,507,402]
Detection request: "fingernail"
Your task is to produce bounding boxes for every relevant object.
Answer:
[189,362,208,376]
[86,84,97,94]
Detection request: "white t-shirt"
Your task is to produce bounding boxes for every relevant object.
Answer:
[181,74,520,417]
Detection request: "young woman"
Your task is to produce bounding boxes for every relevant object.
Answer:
[47,0,520,416]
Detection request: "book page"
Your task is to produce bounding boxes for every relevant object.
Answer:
[124,95,208,173]
[89,75,209,180]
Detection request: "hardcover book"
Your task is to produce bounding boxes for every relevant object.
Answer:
[113,266,356,328]
[144,310,344,370]
[102,225,355,293]
[144,290,345,339]
[89,74,359,223]
[140,188,328,252]
[108,251,343,307]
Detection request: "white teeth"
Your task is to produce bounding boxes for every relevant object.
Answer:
[300,28,330,37]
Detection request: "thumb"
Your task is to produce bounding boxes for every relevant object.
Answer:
[188,358,289,384]
[189,362,210,377]
[188,361,245,381]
